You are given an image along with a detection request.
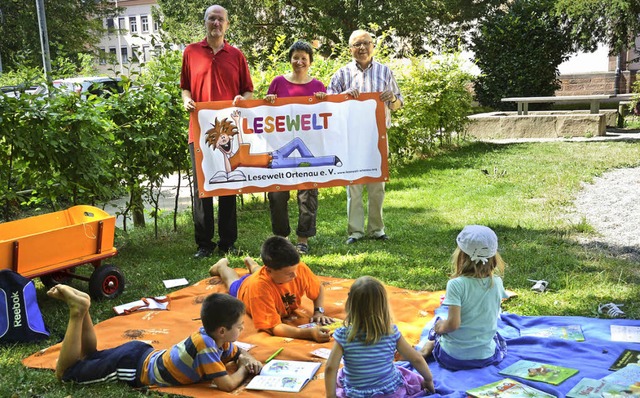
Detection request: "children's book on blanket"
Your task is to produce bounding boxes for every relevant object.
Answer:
[498,359,579,385]
[610,349,640,371]
[520,324,585,341]
[566,364,640,397]
[466,378,555,397]
[245,360,321,393]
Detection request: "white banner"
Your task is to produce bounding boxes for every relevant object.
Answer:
[193,93,388,197]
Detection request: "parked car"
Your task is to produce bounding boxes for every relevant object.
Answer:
[0,84,47,99]
[52,76,123,98]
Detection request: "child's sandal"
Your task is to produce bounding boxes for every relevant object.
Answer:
[597,303,626,318]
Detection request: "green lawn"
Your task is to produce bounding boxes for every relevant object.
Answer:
[2,140,640,397]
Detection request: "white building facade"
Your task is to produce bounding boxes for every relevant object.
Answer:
[97,0,162,74]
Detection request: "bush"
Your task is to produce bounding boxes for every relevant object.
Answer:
[471,0,572,110]
[0,50,188,224]
[0,86,122,220]
[391,54,474,162]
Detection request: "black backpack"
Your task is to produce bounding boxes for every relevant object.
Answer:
[0,270,49,343]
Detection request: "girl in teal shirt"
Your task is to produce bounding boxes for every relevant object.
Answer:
[421,225,509,370]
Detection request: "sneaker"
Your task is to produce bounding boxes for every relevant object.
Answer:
[598,303,626,318]
[528,279,548,293]
[296,243,309,255]
[193,248,213,260]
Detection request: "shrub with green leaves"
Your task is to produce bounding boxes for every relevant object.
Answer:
[471,0,572,110]
[392,54,474,162]
[0,87,120,220]
[107,60,189,230]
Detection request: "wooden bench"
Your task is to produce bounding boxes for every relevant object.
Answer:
[501,95,612,115]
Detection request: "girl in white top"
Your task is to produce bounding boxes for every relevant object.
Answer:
[325,276,435,398]
[421,225,508,370]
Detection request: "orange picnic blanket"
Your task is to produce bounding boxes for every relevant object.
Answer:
[23,273,443,397]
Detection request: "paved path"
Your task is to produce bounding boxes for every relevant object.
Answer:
[107,173,193,228]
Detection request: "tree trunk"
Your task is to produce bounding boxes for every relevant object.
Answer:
[131,185,146,227]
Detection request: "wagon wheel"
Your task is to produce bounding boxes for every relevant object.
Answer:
[89,264,125,300]
[40,267,76,289]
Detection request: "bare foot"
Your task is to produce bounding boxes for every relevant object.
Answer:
[209,258,229,276]
[420,340,435,358]
[47,285,90,316]
[243,257,261,274]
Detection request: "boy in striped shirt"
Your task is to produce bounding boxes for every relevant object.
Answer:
[48,285,261,392]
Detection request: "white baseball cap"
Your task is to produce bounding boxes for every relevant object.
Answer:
[456,225,498,264]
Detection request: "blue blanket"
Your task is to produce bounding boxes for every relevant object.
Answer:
[410,312,640,397]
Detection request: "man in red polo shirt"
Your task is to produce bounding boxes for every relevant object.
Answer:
[181,4,253,259]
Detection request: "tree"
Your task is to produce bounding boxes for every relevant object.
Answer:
[555,0,640,56]
[0,0,116,73]
[156,0,510,64]
[471,0,573,109]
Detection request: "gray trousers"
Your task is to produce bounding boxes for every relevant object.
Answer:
[268,189,318,238]
[347,182,385,239]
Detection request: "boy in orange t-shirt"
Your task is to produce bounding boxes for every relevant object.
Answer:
[209,236,333,343]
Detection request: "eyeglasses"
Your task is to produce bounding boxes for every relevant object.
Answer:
[206,16,226,23]
[350,41,373,49]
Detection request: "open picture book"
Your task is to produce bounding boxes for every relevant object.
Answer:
[245,360,321,393]
[499,359,579,385]
[466,378,555,397]
[520,325,585,341]
[566,377,639,398]
[566,364,640,397]
[601,363,640,391]
[298,319,343,333]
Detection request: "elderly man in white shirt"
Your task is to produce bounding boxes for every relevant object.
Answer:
[327,29,403,244]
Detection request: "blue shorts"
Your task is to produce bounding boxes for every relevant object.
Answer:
[62,340,154,387]
[229,274,250,298]
[432,332,507,370]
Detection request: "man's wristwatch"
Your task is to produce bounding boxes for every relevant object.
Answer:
[314,307,325,314]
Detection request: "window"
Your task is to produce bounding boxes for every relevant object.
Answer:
[129,16,137,33]
[121,47,129,63]
[154,18,160,32]
[99,48,108,65]
[141,15,149,33]
[108,47,117,64]
[142,45,150,62]
[106,18,115,33]
[131,45,140,63]
[118,17,126,30]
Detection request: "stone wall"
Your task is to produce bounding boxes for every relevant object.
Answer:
[467,111,614,139]
[557,71,637,96]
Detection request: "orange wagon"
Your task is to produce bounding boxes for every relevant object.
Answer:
[0,205,124,299]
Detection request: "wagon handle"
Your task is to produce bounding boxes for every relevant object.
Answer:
[96,221,104,254]
[12,241,19,271]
